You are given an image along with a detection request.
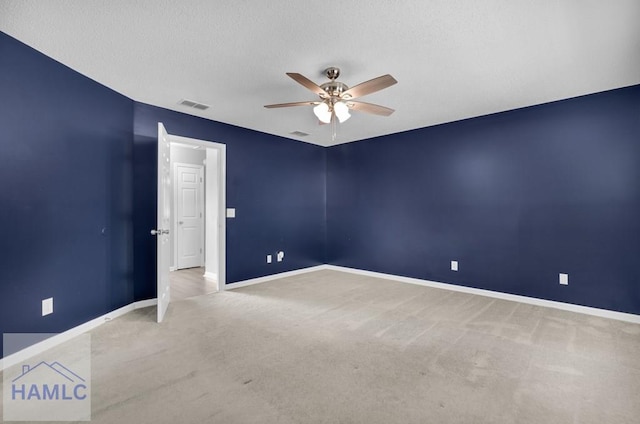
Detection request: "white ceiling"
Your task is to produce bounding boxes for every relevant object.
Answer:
[1,1,639,147]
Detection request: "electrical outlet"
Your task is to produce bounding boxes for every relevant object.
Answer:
[266,254,272,264]
[226,208,236,218]
[451,260,458,271]
[42,297,53,316]
[277,251,285,262]
[559,273,569,285]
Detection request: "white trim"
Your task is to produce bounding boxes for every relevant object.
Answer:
[208,145,226,288]
[203,271,217,281]
[222,263,640,323]
[325,265,640,324]
[4,265,638,371]
[224,265,327,290]
[170,266,178,272]
[199,166,205,267]
[0,299,157,371]
[216,145,226,288]
[166,132,226,294]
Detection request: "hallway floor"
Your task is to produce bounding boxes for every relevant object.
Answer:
[169,267,217,301]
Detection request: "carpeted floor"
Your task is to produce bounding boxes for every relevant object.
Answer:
[3,269,640,423]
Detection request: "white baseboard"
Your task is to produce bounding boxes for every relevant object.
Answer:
[203,271,217,281]
[224,265,327,290]
[0,298,157,371]
[4,264,637,371]
[170,266,177,272]
[324,265,640,324]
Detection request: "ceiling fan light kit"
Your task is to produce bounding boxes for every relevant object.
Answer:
[313,102,332,123]
[265,67,397,141]
[333,101,351,123]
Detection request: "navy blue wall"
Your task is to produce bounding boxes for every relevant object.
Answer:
[0,32,134,355]
[133,103,326,298]
[0,31,325,357]
[327,85,640,315]
[2,28,638,359]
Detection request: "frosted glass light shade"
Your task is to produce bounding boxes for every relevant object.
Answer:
[313,102,332,123]
[333,101,351,123]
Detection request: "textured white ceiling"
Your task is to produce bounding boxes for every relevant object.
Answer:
[1,0,639,146]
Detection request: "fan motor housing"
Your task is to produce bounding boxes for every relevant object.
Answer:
[320,81,349,98]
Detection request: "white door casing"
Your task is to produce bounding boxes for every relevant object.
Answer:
[156,123,171,323]
[163,133,226,292]
[175,163,204,269]
[204,148,220,283]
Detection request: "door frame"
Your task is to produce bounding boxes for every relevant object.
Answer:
[166,133,226,291]
[172,162,205,270]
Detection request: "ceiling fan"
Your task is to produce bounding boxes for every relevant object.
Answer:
[264,67,397,138]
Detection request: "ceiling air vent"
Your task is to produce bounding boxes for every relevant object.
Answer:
[179,99,210,111]
[290,131,309,137]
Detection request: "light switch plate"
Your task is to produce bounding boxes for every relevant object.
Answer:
[226,208,236,218]
[42,297,53,316]
[451,260,458,271]
[559,273,569,285]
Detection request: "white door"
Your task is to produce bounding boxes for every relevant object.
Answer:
[155,123,171,323]
[176,164,203,269]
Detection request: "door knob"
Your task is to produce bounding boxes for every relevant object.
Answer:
[150,229,170,236]
[178,221,184,225]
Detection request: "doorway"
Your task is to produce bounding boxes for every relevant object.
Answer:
[170,137,225,299]
[156,125,226,318]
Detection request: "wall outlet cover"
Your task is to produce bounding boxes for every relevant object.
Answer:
[42,297,53,316]
[559,273,569,285]
[451,260,458,271]
[266,254,272,264]
[226,208,236,218]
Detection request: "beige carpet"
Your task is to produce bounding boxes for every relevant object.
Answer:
[3,269,640,423]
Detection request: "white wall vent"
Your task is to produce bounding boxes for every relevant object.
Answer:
[179,99,210,110]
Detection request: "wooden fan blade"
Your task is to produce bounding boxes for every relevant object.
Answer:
[346,101,395,116]
[342,74,397,99]
[286,73,327,96]
[264,101,319,108]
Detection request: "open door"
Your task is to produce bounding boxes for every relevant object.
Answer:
[154,123,172,322]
